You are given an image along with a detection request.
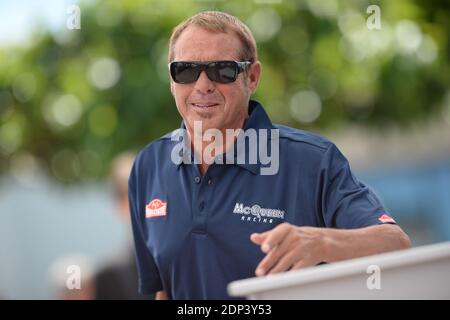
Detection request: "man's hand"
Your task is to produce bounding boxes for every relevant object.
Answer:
[250,223,411,277]
[156,290,168,300]
[250,223,326,276]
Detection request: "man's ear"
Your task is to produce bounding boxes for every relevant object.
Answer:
[170,80,175,96]
[247,61,261,95]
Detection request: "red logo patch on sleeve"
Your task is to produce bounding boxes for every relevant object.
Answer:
[378,214,396,224]
[145,199,167,218]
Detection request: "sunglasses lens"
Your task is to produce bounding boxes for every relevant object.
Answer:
[170,61,244,84]
[171,62,200,83]
[209,61,237,83]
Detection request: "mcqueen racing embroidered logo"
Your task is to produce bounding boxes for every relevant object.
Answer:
[233,202,285,224]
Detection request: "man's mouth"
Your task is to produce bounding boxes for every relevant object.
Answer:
[190,103,220,109]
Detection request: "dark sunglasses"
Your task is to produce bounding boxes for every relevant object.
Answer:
[169,60,252,84]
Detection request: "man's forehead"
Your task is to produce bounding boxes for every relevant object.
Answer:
[173,26,241,61]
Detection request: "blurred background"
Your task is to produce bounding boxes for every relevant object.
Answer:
[0,0,449,299]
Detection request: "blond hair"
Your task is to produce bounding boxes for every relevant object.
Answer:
[168,11,257,63]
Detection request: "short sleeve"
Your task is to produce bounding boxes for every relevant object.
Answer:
[128,162,163,295]
[319,144,396,228]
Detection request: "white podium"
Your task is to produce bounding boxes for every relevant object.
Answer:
[228,242,450,299]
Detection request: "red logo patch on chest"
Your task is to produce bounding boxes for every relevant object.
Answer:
[145,199,167,218]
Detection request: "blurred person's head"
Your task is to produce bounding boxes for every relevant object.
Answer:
[49,254,95,300]
[168,11,261,135]
[109,152,135,223]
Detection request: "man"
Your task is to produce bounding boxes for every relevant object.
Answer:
[128,11,411,300]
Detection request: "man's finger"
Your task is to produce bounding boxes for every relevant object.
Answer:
[291,259,311,271]
[255,231,295,276]
[268,251,299,274]
[250,230,270,245]
[260,223,291,253]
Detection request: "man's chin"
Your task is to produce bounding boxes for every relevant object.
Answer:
[186,118,222,133]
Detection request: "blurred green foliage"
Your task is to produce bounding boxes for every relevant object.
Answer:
[0,0,449,182]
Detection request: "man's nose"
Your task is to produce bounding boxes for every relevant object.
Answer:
[194,70,215,94]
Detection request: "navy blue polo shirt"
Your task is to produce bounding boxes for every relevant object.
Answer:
[128,99,395,300]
